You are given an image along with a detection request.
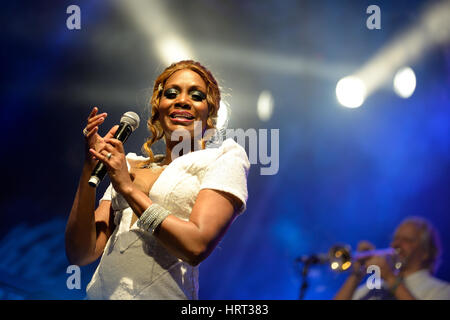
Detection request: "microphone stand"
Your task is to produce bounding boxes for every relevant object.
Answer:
[298,260,311,300]
[295,255,324,300]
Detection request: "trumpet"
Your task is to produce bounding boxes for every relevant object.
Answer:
[296,244,403,272]
[327,244,403,272]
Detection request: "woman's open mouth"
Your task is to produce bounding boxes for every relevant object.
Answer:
[169,111,195,123]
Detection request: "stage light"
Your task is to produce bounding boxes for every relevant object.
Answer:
[348,0,450,102]
[156,34,194,65]
[393,67,416,98]
[341,261,352,271]
[257,90,274,121]
[120,0,195,65]
[335,76,366,108]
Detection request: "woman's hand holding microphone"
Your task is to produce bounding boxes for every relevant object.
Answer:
[83,107,133,195]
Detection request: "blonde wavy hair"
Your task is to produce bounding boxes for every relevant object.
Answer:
[141,60,221,167]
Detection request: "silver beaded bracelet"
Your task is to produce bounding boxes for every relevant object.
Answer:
[137,203,171,233]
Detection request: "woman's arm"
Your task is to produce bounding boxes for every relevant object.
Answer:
[65,161,115,266]
[120,183,238,266]
[65,107,117,266]
[90,137,242,266]
[155,189,238,266]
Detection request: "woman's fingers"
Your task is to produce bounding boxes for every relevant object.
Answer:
[105,138,124,153]
[86,114,107,131]
[104,125,119,140]
[100,139,124,158]
[86,107,107,128]
[88,113,107,124]
[102,143,115,153]
[84,108,107,143]
[89,148,109,163]
[87,107,98,119]
[87,107,107,120]
[85,126,98,139]
[85,118,105,138]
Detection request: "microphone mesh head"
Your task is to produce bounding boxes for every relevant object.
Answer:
[120,111,140,131]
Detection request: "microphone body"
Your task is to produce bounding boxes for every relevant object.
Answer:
[88,111,140,188]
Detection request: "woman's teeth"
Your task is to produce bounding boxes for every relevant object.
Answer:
[170,114,194,119]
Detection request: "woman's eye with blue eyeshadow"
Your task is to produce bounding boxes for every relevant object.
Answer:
[164,88,179,99]
[191,90,206,101]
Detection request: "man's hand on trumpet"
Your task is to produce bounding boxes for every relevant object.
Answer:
[352,241,375,278]
[364,255,397,286]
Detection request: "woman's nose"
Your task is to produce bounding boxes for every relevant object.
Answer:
[174,92,191,108]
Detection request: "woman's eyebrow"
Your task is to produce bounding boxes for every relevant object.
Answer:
[188,85,206,92]
[165,84,181,90]
[165,83,206,91]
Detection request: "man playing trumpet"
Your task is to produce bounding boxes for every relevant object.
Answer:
[334,216,450,300]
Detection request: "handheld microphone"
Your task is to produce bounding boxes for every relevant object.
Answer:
[88,111,140,188]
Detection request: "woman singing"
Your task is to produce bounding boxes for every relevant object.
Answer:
[65,60,250,299]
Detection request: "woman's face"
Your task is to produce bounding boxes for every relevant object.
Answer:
[158,69,209,141]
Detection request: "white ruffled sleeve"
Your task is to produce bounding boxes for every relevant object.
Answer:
[200,139,250,214]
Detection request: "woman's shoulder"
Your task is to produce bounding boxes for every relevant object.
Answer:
[199,138,250,172]
[219,138,240,149]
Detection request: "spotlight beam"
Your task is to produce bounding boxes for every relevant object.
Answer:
[197,43,355,81]
[117,0,195,65]
[354,0,450,98]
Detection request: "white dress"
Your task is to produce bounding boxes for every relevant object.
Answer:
[85,138,250,299]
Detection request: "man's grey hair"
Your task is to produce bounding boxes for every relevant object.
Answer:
[400,216,442,274]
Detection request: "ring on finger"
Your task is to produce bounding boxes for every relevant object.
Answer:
[83,128,89,137]
[106,152,112,160]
